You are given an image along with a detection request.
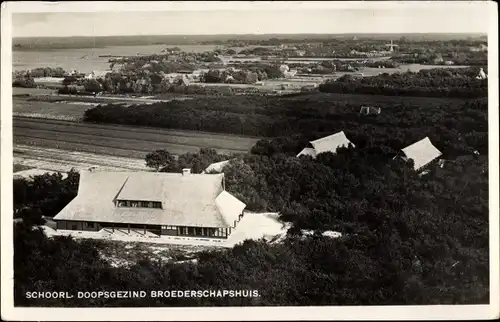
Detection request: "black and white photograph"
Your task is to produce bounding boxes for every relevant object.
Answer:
[1,1,498,320]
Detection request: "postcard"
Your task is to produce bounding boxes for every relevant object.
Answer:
[1,1,498,321]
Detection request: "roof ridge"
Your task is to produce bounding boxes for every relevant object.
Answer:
[402,136,432,150]
[310,131,345,143]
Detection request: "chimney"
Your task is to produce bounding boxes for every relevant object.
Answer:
[182,168,191,176]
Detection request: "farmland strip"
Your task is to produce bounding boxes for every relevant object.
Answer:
[14,123,253,151]
[14,128,249,155]
[13,116,263,141]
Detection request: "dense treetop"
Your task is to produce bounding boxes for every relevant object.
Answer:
[84,92,487,159]
[320,68,488,99]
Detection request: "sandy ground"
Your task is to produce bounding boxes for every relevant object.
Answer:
[225,212,291,247]
[14,168,68,179]
[41,224,213,268]
[14,144,149,173]
[38,214,295,268]
[41,212,288,249]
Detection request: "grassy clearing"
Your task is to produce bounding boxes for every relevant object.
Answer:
[13,99,92,121]
[13,87,57,96]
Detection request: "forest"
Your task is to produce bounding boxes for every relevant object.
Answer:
[13,74,489,306]
[391,51,487,66]
[319,68,488,99]
[14,145,489,306]
[13,170,80,226]
[84,93,488,158]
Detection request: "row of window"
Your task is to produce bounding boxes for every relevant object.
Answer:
[116,200,162,209]
[180,227,229,238]
[161,226,230,238]
[64,221,232,238]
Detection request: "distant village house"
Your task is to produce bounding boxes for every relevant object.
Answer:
[360,106,381,115]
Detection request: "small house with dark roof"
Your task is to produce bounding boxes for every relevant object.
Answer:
[53,169,246,239]
[360,106,381,115]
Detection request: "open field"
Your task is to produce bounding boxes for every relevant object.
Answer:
[36,94,193,104]
[14,96,194,122]
[14,99,94,121]
[13,116,260,159]
[13,87,58,96]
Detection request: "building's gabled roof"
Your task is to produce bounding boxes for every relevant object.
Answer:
[309,131,354,155]
[296,147,317,158]
[296,132,354,158]
[215,191,246,227]
[401,137,442,170]
[203,160,232,174]
[53,170,246,228]
[116,175,164,202]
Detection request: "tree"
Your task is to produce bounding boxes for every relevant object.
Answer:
[12,77,36,88]
[62,76,77,86]
[83,79,103,93]
[263,65,284,79]
[202,69,223,83]
[245,71,259,84]
[145,150,176,171]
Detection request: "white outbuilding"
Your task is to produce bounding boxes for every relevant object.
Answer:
[398,137,442,171]
[297,131,355,159]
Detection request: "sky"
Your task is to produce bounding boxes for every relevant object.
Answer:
[12,5,492,38]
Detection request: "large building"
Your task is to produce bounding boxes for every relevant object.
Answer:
[398,137,442,171]
[53,169,246,239]
[297,131,355,159]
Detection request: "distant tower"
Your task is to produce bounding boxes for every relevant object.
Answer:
[385,40,399,52]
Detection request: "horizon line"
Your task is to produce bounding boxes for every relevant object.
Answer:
[13,32,488,39]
